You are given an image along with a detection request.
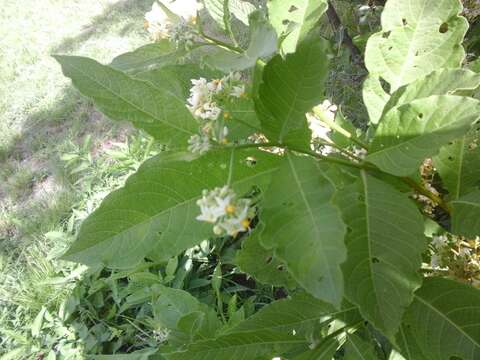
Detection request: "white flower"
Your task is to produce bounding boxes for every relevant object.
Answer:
[187,78,209,110]
[145,2,171,39]
[144,0,199,41]
[306,112,331,142]
[458,247,472,258]
[196,186,252,236]
[198,102,222,121]
[430,254,441,269]
[431,235,448,250]
[230,85,245,98]
[188,134,211,154]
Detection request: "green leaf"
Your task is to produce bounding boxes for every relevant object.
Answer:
[229,0,256,25]
[235,226,296,288]
[164,330,304,360]
[434,128,480,200]
[292,339,338,359]
[383,68,480,116]
[92,349,157,360]
[62,149,280,268]
[364,0,468,91]
[54,55,196,144]
[334,172,425,338]
[367,95,480,176]
[260,154,346,307]
[152,284,221,344]
[135,64,221,99]
[267,0,328,54]
[363,74,390,125]
[201,11,277,72]
[31,307,47,338]
[399,277,480,360]
[204,0,256,28]
[257,36,330,148]
[451,190,480,237]
[228,292,356,334]
[165,292,356,360]
[344,334,379,360]
[110,40,182,74]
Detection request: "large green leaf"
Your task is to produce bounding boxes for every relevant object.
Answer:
[399,277,480,360]
[451,190,480,237]
[164,292,356,360]
[62,149,280,268]
[227,292,357,335]
[204,0,256,28]
[151,285,221,345]
[364,0,468,91]
[54,55,196,144]
[235,226,296,288]
[363,74,390,125]
[201,11,277,72]
[267,0,328,54]
[110,40,182,74]
[383,68,480,116]
[434,128,480,200]
[334,172,425,338]
[367,95,480,176]
[257,36,330,148]
[259,154,346,307]
[344,334,379,360]
[292,339,338,360]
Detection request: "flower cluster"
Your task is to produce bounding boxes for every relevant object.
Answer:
[144,0,198,47]
[196,186,254,236]
[187,73,246,154]
[429,234,480,287]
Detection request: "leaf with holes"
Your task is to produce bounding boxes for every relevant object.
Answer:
[399,277,480,360]
[433,128,480,200]
[235,226,296,288]
[54,55,196,145]
[259,153,346,307]
[365,0,468,91]
[383,68,480,116]
[334,172,425,338]
[257,35,330,148]
[268,0,328,54]
[367,95,480,176]
[451,190,480,237]
[62,149,280,268]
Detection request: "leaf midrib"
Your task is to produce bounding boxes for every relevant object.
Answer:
[59,56,194,136]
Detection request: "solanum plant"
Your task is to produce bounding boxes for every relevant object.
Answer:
[55,0,480,359]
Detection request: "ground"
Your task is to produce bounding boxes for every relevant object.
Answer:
[0,0,155,355]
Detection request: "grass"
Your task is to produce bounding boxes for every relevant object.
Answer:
[0,0,159,357]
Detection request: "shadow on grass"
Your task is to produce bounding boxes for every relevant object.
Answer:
[52,0,152,55]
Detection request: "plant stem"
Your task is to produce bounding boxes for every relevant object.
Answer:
[196,14,243,53]
[312,106,369,150]
[401,177,451,214]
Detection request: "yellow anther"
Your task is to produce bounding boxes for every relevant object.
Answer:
[221,138,229,144]
[241,219,250,229]
[223,111,231,119]
[225,205,236,214]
